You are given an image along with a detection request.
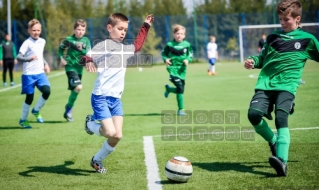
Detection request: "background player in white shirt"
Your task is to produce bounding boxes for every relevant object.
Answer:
[83,13,154,173]
[17,19,51,128]
[207,35,218,76]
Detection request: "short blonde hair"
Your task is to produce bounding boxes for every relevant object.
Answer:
[28,19,41,29]
[74,19,87,29]
[107,13,129,27]
[172,24,186,34]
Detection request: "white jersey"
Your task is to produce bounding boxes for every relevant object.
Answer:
[207,42,218,59]
[87,39,135,98]
[19,37,46,75]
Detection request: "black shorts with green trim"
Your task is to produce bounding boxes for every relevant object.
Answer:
[66,71,82,90]
[249,90,295,120]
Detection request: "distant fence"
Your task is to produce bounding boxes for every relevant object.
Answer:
[0,11,318,70]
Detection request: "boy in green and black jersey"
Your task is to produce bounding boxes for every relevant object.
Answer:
[244,0,319,177]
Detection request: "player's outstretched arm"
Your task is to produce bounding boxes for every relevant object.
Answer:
[80,55,96,73]
[133,14,154,53]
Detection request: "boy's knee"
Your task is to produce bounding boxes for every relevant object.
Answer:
[25,94,34,105]
[247,109,263,126]
[41,85,51,100]
[114,134,122,141]
[103,130,116,138]
[74,85,82,93]
[176,84,184,93]
[275,110,288,129]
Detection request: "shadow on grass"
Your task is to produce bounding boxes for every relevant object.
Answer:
[19,161,94,177]
[29,120,67,124]
[125,113,163,116]
[0,126,25,130]
[192,161,277,177]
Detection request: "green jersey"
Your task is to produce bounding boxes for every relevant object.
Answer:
[249,28,319,96]
[162,40,193,80]
[58,35,91,74]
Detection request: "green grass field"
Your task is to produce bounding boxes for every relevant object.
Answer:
[0,61,318,190]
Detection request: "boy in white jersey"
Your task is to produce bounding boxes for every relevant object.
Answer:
[17,19,51,128]
[207,35,218,76]
[83,13,154,173]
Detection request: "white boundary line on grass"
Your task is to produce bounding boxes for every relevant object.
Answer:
[149,126,319,138]
[142,126,319,189]
[143,136,163,190]
[0,72,65,93]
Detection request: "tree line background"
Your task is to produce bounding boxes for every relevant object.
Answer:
[0,0,318,68]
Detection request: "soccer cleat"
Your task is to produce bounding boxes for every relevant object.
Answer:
[269,156,287,177]
[19,119,32,129]
[10,82,15,86]
[84,114,94,135]
[63,105,73,122]
[31,108,44,123]
[268,141,277,157]
[164,84,170,98]
[90,157,107,173]
[211,72,217,76]
[207,70,212,75]
[3,82,7,87]
[177,109,188,116]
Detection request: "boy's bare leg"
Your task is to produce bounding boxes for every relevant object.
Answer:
[108,116,123,147]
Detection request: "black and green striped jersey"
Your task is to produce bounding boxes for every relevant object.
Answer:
[248,28,319,95]
[58,35,91,74]
[162,40,193,80]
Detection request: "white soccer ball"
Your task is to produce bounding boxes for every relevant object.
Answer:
[165,156,193,183]
[138,67,143,72]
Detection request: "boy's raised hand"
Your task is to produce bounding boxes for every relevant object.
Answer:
[144,14,154,26]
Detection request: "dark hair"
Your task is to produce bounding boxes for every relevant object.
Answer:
[74,19,86,29]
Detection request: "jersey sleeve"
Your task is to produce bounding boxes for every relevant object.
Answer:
[307,38,319,62]
[0,44,3,60]
[85,38,91,53]
[19,41,29,56]
[161,44,169,62]
[12,43,17,59]
[58,38,68,58]
[187,43,193,63]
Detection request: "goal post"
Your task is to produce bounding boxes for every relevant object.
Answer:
[239,23,319,63]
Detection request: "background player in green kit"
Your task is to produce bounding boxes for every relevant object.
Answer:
[244,0,319,177]
[58,19,91,122]
[162,24,193,116]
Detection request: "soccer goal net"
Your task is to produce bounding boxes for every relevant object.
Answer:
[239,23,319,63]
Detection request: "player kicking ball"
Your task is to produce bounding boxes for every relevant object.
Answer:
[244,0,319,177]
[82,13,154,173]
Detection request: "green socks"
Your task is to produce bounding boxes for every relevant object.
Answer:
[166,86,184,110]
[176,93,184,110]
[277,127,290,163]
[254,119,276,144]
[67,90,79,107]
[167,86,177,94]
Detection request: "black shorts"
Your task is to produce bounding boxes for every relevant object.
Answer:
[249,90,295,117]
[169,75,185,93]
[66,71,82,90]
